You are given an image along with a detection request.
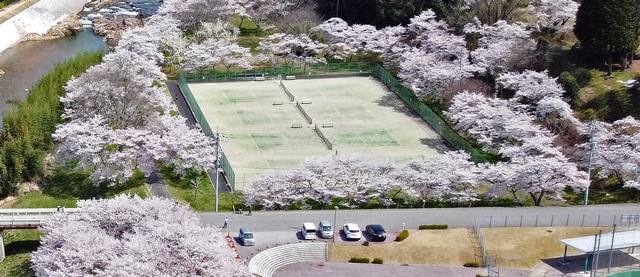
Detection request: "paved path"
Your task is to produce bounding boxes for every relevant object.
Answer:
[199,204,640,233]
[148,171,170,198]
[275,261,530,277]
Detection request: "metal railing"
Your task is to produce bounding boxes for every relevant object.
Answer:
[476,214,640,229]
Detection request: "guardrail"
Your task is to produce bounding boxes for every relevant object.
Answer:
[0,208,81,229]
[248,242,327,277]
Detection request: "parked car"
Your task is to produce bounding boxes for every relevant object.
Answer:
[318,220,334,239]
[365,224,387,242]
[343,223,362,241]
[301,222,317,240]
[239,228,255,246]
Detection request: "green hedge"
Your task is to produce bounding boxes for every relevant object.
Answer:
[464,262,480,268]
[395,230,409,241]
[418,224,448,230]
[0,52,103,195]
[348,257,370,263]
[372,258,384,264]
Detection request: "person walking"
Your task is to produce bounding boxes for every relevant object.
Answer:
[223,216,229,228]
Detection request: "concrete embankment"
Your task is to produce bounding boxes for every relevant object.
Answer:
[0,0,89,53]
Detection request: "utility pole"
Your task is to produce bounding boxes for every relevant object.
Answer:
[585,122,596,206]
[336,0,340,17]
[215,133,220,213]
[332,206,338,243]
[607,224,617,273]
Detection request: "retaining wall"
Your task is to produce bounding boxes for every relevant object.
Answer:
[0,0,88,53]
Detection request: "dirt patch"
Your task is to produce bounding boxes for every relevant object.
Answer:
[328,229,475,266]
[483,227,607,269]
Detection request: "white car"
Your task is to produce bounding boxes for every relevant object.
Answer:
[301,222,317,240]
[342,223,362,241]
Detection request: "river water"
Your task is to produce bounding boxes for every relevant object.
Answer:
[0,0,159,125]
[0,28,107,120]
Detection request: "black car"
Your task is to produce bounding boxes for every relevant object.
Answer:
[365,224,386,242]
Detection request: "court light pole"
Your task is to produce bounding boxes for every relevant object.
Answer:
[336,0,340,17]
[215,133,220,213]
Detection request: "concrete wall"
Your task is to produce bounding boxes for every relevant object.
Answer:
[0,0,89,53]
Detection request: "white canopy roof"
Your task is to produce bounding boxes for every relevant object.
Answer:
[561,230,640,253]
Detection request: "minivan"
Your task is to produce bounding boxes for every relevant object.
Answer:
[301,222,317,240]
[239,228,255,246]
[318,220,334,239]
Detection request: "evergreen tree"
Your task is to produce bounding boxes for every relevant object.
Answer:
[575,0,640,75]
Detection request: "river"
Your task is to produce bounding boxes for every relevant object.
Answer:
[0,0,159,126]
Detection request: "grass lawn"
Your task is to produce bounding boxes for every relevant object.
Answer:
[579,70,639,103]
[483,227,606,269]
[0,230,40,277]
[328,229,475,266]
[2,192,77,209]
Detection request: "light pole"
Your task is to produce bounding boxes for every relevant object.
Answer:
[215,133,220,212]
[336,0,340,17]
[585,122,596,206]
[332,206,338,243]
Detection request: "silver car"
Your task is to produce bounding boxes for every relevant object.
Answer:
[239,228,255,246]
[319,220,334,239]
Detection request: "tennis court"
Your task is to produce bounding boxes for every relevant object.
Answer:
[188,77,447,190]
[282,77,447,160]
[188,81,331,190]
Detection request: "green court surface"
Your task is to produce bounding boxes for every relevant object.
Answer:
[189,81,331,190]
[282,77,446,160]
[188,77,446,190]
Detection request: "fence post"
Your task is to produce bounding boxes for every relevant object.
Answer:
[612,215,616,226]
[582,214,585,227]
[489,216,493,228]
[504,216,508,228]
[597,215,601,227]
[535,215,538,227]
[566,215,570,226]
[520,216,523,227]
[551,215,554,227]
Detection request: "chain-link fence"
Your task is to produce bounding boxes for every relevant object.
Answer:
[370,65,496,163]
[182,63,373,83]
[177,75,236,189]
[476,214,640,228]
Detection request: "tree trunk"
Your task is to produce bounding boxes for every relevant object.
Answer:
[607,55,613,76]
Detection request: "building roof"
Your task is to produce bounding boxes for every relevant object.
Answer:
[561,230,640,253]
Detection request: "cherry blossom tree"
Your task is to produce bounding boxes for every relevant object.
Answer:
[398,10,476,102]
[496,70,565,104]
[183,39,253,72]
[589,117,640,189]
[31,196,248,276]
[259,33,327,65]
[446,91,551,150]
[530,0,579,33]
[495,70,582,135]
[465,19,535,75]
[395,151,484,206]
[56,9,217,183]
[162,0,242,28]
[61,50,171,129]
[486,154,587,206]
[246,156,398,209]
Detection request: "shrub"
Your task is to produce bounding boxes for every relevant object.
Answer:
[464,262,480,267]
[372,258,384,264]
[348,257,370,263]
[0,52,103,196]
[395,230,409,241]
[418,224,448,230]
[571,67,592,87]
[558,71,580,107]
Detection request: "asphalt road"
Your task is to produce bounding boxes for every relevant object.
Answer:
[200,204,640,233]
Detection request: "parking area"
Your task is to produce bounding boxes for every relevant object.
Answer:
[227,221,398,260]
